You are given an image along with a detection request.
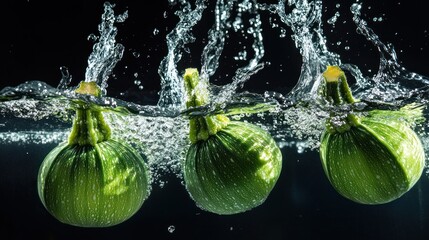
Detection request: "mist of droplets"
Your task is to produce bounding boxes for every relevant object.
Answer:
[104,112,190,187]
[0,131,67,145]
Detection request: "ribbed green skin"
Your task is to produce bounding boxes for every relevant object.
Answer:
[320,116,425,204]
[38,139,150,227]
[184,121,282,215]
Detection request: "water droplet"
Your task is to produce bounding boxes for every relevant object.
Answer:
[350,3,362,16]
[234,50,247,61]
[87,33,98,42]
[327,12,340,25]
[132,52,141,58]
[168,225,175,233]
[279,28,287,38]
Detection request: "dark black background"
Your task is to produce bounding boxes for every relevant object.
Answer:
[1,0,429,239]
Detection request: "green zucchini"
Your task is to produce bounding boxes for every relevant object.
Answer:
[38,82,150,227]
[319,66,425,204]
[182,68,282,215]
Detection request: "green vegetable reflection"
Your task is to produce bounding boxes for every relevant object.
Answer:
[37,82,150,227]
[182,68,283,215]
[319,66,426,204]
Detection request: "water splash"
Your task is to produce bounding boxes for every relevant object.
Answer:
[157,0,268,114]
[1,0,429,182]
[261,0,342,103]
[255,0,429,151]
[349,2,429,104]
[211,0,266,107]
[104,112,189,185]
[85,2,127,94]
[157,0,207,111]
[256,0,343,149]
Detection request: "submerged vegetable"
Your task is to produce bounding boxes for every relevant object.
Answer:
[319,65,425,204]
[182,68,282,215]
[37,82,150,227]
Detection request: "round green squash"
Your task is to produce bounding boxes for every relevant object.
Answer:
[184,120,282,214]
[182,68,282,214]
[319,66,425,204]
[37,82,150,227]
[38,140,150,227]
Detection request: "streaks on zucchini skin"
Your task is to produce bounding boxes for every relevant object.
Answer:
[319,65,426,205]
[183,121,282,215]
[320,118,425,205]
[38,139,150,227]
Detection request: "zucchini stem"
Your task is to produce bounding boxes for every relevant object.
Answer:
[322,65,356,105]
[322,66,360,133]
[68,81,111,146]
[183,68,229,143]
